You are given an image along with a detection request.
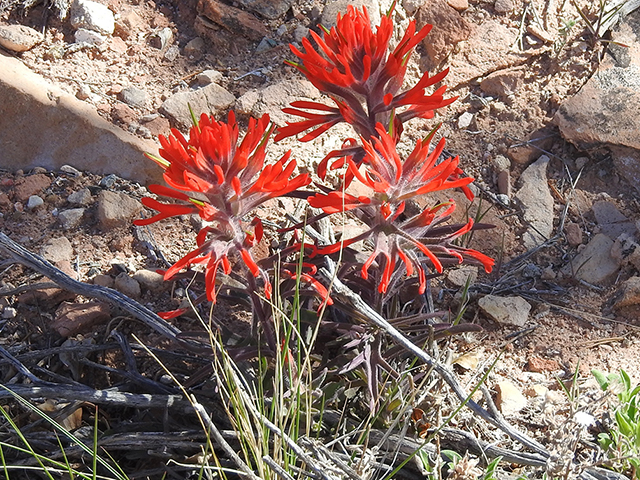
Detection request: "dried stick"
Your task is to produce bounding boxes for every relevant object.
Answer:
[0,233,182,342]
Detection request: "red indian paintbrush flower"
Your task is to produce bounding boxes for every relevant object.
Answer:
[275,3,455,160]
[135,111,311,308]
[308,124,494,294]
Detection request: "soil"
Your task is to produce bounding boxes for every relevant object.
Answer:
[1,0,640,478]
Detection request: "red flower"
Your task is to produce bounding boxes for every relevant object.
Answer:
[275,4,455,146]
[309,125,494,294]
[136,111,311,302]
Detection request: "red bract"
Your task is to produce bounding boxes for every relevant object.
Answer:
[135,111,311,302]
[275,4,455,148]
[308,125,494,294]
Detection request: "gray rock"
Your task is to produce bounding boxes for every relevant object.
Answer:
[563,233,620,284]
[96,190,143,229]
[74,28,106,45]
[493,0,514,13]
[184,37,205,60]
[40,236,74,263]
[132,269,166,290]
[293,25,309,43]
[235,89,260,115]
[58,208,86,229]
[119,86,147,108]
[92,274,114,288]
[564,221,583,247]
[67,188,92,206]
[457,112,474,129]
[160,83,235,129]
[70,0,115,35]
[592,200,635,239]
[402,0,425,14]
[26,195,44,209]
[0,25,44,52]
[2,307,17,319]
[478,294,531,326]
[235,0,292,19]
[60,165,82,177]
[447,265,478,287]
[196,69,223,86]
[114,272,141,299]
[322,0,381,28]
[514,155,554,249]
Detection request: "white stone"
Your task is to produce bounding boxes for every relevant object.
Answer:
[58,208,86,230]
[70,0,115,35]
[26,195,44,209]
[495,380,528,415]
[458,112,474,129]
[478,294,531,326]
[75,28,107,45]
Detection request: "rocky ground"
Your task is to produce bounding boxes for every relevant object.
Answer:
[2,0,640,478]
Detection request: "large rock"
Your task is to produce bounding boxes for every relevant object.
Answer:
[70,0,115,35]
[416,0,472,67]
[478,294,531,327]
[0,52,162,185]
[563,233,620,284]
[0,24,44,52]
[160,83,235,129]
[514,155,554,249]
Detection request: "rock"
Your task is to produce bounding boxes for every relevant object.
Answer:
[111,103,137,125]
[480,67,525,97]
[70,0,115,35]
[402,0,424,14]
[74,28,107,45]
[52,301,111,337]
[514,155,554,249]
[26,195,44,209]
[247,79,319,124]
[255,37,278,53]
[497,170,510,196]
[447,265,478,287]
[0,52,162,184]
[416,0,472,67]
[0,24,44,52]
[293,25,308,43]
[495,380,527,415]
[525,384,549,398]
[235,89,260,114]
[58,208,86,229]
[197,0,269,41]
[114,272,141,299]
[163,45,180,62]
[67,188,92,206]
[447,0,468,11]
[235,0,292,19]
[99,174,118,188]
[493,0,514,13]
[76,84,92,100]
[149,26,173,49]
[2,307,17,319]
[196,69,223,85]
[141,116,171,137]
[613,276,640,310]
[564,233,620,284]
[160,83,235,129]
[527,357,560,373]
[96,190,143,229]
[184,36,205,60]
[591,200,635,239]
[40,237,74,264]
[119,86,147,108]
[564,222,583,247]
[457,112,474,129]
[478,295,531,326]
[491,155,511,172]
[13,174,51,202]
[611,233,640,270]
[92,274,114,288]
[132,269,166,290]
[322,0,381,28]
[60,165,82,177]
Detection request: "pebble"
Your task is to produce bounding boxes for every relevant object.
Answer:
[495,380,528,415]
[67,188,93,206]
[114,272,141,299]
[119,86,147,108]
[96,190,143,229]
[478,294,531,326]
[26,195,44,209]
[70,0,115,35]
[1,307,17,319]
[493,0,514,13]
[0,24,44,52]
[149,26,172,50]
[74,28,107,45]
[163,45,180,62]
[40,236,74,264]
[564,222,583,247]
[458,112,474,129]
[58,208,86,230]
[514,155,554,248]
[563,233,620,284]
[60,165,82,177]
[447,0,469,11]
[76,84,92,100]
[132,269,166,290]
[293,25,308,43]
[196,69,223,86]
[184,37,205,60]
[99,174,118,188]
[92,274,114,288]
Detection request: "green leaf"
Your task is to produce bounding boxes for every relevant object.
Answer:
[592,369,609,390]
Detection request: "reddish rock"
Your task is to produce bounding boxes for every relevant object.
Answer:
[480,68,525,97]
[197,0,268,41]
[12,174,51,202]
[0,192,11,209]
[18,287,76,308]
[96,190,143,229]
[112,103,137,126]
[527,356,560,373]
[142,116,171,137]
[416,0,472,67]
[447,0,468,11]
[52,301,111,337]
[564,222,583,247]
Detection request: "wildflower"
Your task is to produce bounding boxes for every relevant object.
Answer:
[135,111,311,303]
[308,124,494,294]
[275,4,455,150]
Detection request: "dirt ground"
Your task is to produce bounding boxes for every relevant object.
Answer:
[1,0,640,477]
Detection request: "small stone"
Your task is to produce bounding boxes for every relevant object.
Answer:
[613,276,640,310]
[293,25,308,43]
[494,0,514,14]
[13,174,52,202]
[527,357,560,373]
[163,44,180,61]
[480,68,524,97]
[495,380,528,415]
[58,208,86,230]
[60,165,82,177]
[196,69,223,86]
[525,384,549,398]
[96,190,143,229]
[76,84,92,100]
[575,157,589,170]
[235,89,259,115]
[611,233,640,270]
[67,188,93,206]
[141,116,171,137]
[184,37,205,59]
[496,194,510,206]
[92,274,114,288]
[70,0,116,35]
[458,112,474,129]
[478,295,531,327]
[447,265,478,287]
[564,222,583,247]
[26,195,44,210]
[255,37,278,53]
[75,28,107,45]
[132,269,166,290]
[149,26,173,49]
[591,201,635,239]
[491,155,511,172]
[52,301,111,338]
[0,24,44,52]
[497,170,511,196]
[402,0,424,14]
[1,307,17,319]
[114,272,141,299]
[99,174,118,188]
[119,86,147,108]
[447,0,468,11]
[563,233,620,284]
[514,155,554,249]
[111,103,137,125]
[160,83,235,129]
